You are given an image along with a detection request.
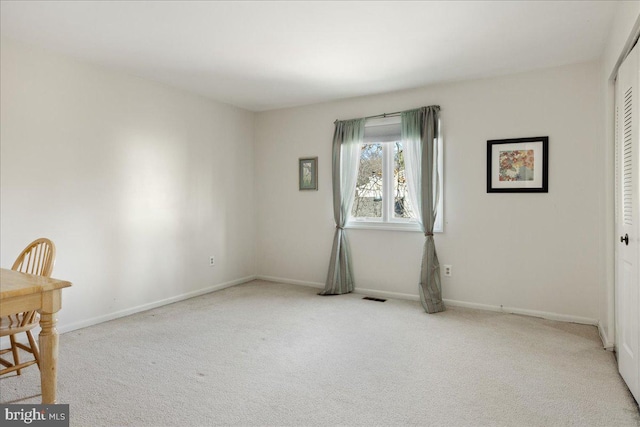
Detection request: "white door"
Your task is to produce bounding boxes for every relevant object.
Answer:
[616,42,640,404]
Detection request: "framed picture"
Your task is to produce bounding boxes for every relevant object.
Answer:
[487,136,548,193]
[299,157,318,190]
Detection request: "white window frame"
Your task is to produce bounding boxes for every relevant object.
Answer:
[346,119,443,233]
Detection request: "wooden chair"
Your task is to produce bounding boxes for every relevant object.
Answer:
[0,238,56,376]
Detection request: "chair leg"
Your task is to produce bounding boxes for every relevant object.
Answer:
[26,330,40,369]
[9,334,21,375]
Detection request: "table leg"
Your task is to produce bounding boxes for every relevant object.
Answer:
[39,291,61,404]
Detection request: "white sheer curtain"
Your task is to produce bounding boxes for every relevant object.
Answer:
[405,124,441,229]
[341,139,362,220]
[404,130,423,228]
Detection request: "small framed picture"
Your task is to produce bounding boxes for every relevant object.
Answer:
[487,137,548,193]
[299,157,318,191]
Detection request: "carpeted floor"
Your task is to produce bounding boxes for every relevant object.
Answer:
[1,280,639,426]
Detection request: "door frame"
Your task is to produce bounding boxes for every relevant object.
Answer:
[608,22,640,352]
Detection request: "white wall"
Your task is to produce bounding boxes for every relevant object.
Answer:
[0,38,257,331]
[600,2,640,348]
[603,1,640,82]
[0,33,615,333]
[256,61,604,322]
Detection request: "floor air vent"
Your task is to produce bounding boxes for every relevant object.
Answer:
[362,296,386,302]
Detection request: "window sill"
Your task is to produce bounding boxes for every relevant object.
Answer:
[345,220,443,233]
[346,220,422,233]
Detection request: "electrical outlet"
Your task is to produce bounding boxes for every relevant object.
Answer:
[443,264,452,277]
[209,256,215,266]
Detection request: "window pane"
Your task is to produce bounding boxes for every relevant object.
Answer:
[352,143,383,218]
[394,142,414,218]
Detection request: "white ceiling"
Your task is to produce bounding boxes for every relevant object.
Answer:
[0,1,617,112]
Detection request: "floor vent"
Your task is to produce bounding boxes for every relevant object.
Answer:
[362,296,386,302]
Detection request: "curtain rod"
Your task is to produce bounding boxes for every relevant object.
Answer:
[364,111,402,120]
[335,105,441,123]
[334,111,401,123]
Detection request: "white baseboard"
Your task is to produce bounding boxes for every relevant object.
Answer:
[598,321,615,351]
[57,275,257,335]
[256,276,421,301]
[257,276,600,327]
[256,275,324,289]
[3,274,608,350]
[443,298,599,326]
[353,287,420,301]
[1,275,257,349]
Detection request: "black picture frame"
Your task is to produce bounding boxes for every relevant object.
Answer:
[487,136,548,193]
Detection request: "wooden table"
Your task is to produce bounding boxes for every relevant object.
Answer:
[0,268,72,403]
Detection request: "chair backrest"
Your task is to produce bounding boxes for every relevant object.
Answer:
[11,238,56,277]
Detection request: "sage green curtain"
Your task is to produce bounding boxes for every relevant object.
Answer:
[320,119,365,295]
[401,106,444,313]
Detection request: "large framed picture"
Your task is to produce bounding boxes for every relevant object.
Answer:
[487,136,548,193]
[299,157,318,190]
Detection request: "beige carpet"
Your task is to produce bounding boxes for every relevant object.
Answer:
[0,280,639,426]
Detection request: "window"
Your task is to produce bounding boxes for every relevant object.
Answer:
[351,141,414,220]
[347,116,443,232]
